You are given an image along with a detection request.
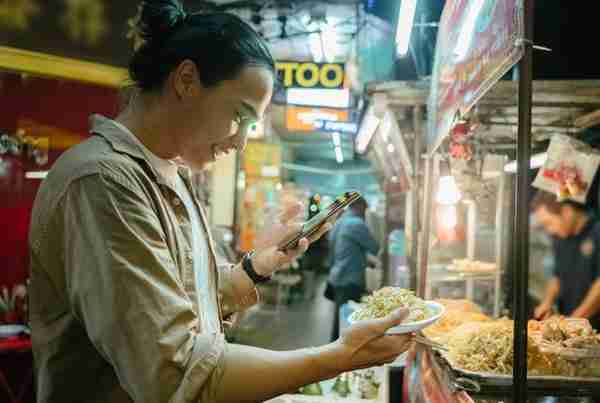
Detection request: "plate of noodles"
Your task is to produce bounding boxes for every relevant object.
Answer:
[348,287,445,334]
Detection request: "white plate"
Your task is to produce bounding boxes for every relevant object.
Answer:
[0,324,28,338]
[348,301,445,334]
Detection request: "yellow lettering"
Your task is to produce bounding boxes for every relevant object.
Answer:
[320,64,343,88]
[276,62,298,87]
[296,63,320,87]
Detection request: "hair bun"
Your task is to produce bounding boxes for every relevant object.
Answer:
[130,0,186,50]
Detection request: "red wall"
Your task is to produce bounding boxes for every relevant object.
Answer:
[0,72,119,288]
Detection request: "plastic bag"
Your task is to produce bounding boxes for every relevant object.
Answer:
[532,134,600,203]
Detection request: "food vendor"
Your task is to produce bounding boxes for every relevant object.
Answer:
[27,1,412,402]
[532,190,600,330]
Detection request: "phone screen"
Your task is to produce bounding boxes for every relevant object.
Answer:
[278,191,361,251]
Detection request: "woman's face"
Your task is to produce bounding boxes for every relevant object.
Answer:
[175,64,274,170]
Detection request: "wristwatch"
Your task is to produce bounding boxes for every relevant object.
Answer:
[241,251,271,284]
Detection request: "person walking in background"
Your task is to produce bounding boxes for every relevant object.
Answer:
[328,197,379,341]
[299,195,329,299]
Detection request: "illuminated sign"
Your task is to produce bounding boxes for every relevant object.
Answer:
[276,61,345,89]
[286,88,351,109]
[286,107,349,132]
[313,120,358,135]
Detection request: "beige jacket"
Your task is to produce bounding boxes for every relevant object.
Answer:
[29,115,258,403]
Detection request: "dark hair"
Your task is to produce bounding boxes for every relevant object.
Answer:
[531,190,585,214]
[350,197,368,212]
[129,0,275,91]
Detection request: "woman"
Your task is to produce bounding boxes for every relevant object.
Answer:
[28,1,411,402]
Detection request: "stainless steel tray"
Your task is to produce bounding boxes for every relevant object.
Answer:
[433,350,600,397]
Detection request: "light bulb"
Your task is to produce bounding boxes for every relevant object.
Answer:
[396,0,418,56]
[439,204,458,229]
[335,146,344,164]
[436,175,461,205]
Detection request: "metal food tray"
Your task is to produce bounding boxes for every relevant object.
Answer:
[432,350,600,398]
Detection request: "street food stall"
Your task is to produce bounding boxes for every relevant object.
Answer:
[364,0,600,401]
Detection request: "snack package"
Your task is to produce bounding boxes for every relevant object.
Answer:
[532,134,600,203]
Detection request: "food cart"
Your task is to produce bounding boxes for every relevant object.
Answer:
[365,0,600,401]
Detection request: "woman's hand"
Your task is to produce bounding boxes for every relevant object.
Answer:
[251,201,336,277]
[330,308,412,372]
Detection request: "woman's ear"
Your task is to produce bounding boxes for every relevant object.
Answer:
[173,59,200,99]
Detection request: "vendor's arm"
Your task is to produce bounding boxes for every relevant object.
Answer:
[571,278,600,319]
[534,277,560,320]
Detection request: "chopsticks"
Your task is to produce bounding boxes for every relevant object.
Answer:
[413,335,448,351]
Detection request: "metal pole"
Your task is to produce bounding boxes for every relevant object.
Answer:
[465,200,477,301]
[503,174,516,313]
[382,188,391,285]
[410,106,423,291]
[466,201,477,260]
[513,0,534,401]
[417,155,434,298]
[494,168,507,318]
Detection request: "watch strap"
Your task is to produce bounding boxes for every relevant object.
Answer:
[242,252,271,284]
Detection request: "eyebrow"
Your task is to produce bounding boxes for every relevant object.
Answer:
[240,101,259,121]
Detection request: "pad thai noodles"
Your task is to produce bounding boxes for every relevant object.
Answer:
[352,287,432,322]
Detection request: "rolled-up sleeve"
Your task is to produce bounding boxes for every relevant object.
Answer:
[61,170,225,402]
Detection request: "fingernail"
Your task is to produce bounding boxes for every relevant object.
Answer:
[392,308,409,320]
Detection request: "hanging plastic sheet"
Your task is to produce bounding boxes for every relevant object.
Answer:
[427,0,524,153]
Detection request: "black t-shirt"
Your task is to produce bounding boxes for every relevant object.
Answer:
[552,219,600,330]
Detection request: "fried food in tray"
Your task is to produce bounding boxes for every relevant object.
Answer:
[530,316,600,364]
[444,319,551,375]
[434,298,486,314]
[447,259,497,273]
[442,317,600,378]
[422,299,491,344]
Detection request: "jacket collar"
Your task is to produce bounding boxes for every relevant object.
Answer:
[89,114,193,189]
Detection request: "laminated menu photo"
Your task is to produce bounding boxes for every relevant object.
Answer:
[533,134,600,204]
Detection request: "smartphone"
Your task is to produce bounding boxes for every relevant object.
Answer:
[278,191,362,251]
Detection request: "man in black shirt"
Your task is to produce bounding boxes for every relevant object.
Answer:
[532,191,600,330]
